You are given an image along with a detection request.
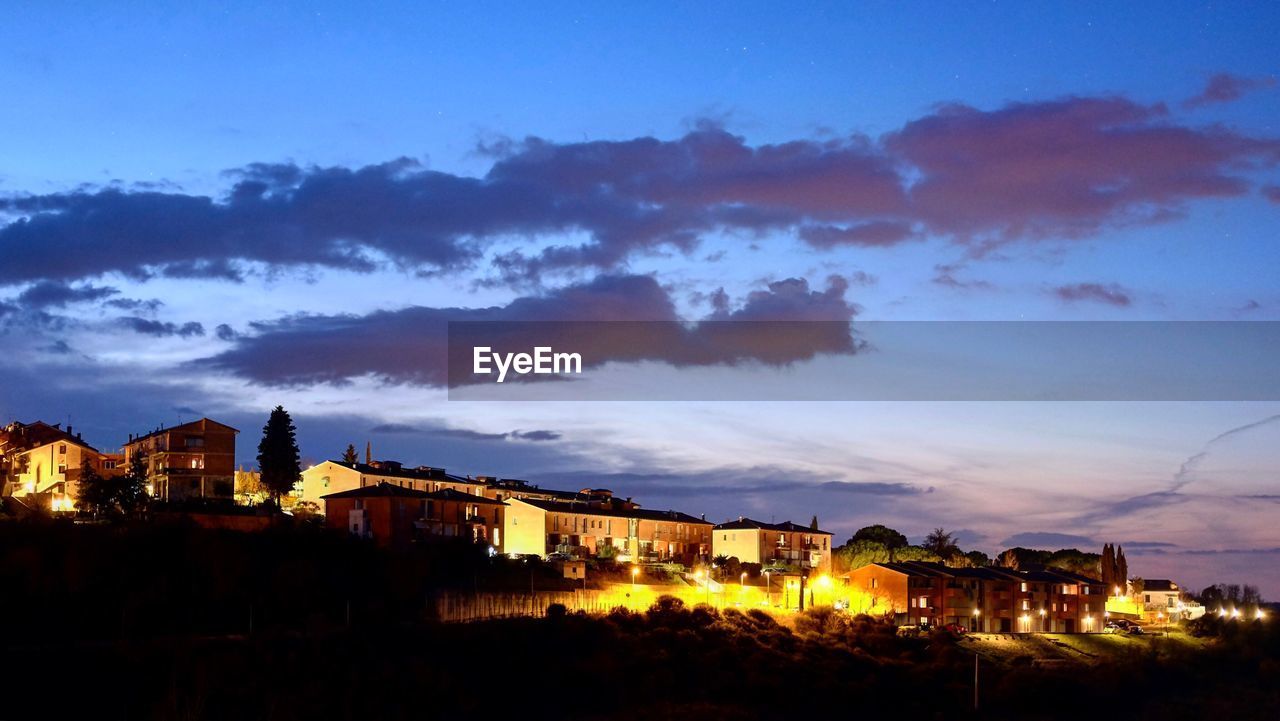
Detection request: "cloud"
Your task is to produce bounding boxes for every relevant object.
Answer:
[1264,186,1280,204]
[198,273,860,387]
[886,97,1280,245]
[3,96,1276,286]
[511,430,561,442]
[1183,73,1277,109]
[15,281,118,308]
[799,221,917,248]
[999,531,1096,548]
[1052,282,1133,306]
[116,317,206,337]
[214,323,237,341]
[368,423,560,443]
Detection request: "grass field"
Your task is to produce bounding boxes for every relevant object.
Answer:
[961,629,1211,666]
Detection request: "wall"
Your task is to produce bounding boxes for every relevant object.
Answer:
[713,528,762,564]
[502,499,547,556]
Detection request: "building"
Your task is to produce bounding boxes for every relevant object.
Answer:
[478,476,623,505]
[322,482,433,549]
[503,497,712,565]
[712,517,834,573]
[2,421,123,512]
[300,460,485,506]
[417,488,507,550]
[321,482,509,551]
[844,561,1107,633]
[123,418,238,502]
[1136,579,1204,619]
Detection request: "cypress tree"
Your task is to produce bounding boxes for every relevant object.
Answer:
[257,405,301,503]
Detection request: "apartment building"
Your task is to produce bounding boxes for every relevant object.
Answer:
[123,418,238,502]
[712,517,834,573]
[845,561,1106,632]
[504,497,712,565]
[2,421,123,511]
[417,488,508,550]
[300,460,486,505]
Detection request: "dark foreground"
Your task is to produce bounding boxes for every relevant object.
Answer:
[2,522,1277,720]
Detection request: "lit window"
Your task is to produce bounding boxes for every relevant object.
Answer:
[1020,582,1028,592]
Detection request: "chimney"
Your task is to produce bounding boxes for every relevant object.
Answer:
[67,425,72,436]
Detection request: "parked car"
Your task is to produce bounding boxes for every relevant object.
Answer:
[1126,625,1146,635]
[943,623,968,635]
[1103,622,1123,634]
[545,552,573,562]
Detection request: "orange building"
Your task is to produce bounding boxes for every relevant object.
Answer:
[418,488,508,550]
[123,418,238,502]
[844,561,1106,632]
[2,421,124,511]
[322,482,432,549]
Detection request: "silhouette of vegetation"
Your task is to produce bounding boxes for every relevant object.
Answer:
[1,522,1276,720]
[256,406,301,502]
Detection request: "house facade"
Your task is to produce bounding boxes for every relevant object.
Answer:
[123,418,237,502]
[3,422,122,512]
[712,517,834,573]
[503,497,712,565]
[844,561,1107,632]
[301,460,485,506]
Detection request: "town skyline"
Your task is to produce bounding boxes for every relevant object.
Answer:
[3,2,1279,598]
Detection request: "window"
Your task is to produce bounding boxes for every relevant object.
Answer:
[870,578,879,589]
[1022,599,1030,610]
[58,444,67,454]
[1020,582,1028,593]
[57,464,66,474]
[184,436,204,448]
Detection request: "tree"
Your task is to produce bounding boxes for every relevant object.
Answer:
[342,444,358,464]
[117,452,150,517]
[809,515,819,531]
[257,406,301,503]
[74,460,112,518]
[922,528,960,559]
[1101,543,1116,589]
[1116,545,1129,593]
[848,525,909,552]
[834,539,891,572]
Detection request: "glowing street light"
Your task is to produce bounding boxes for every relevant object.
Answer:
[631,565,639,594]
[1257,609,1267,621]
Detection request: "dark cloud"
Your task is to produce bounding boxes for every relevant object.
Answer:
[1183,73,1276,109]
[799,221,917,248]
[3,97,1275,286]
[116,317,206,338]
[214,323,237,341]
[1264,186,1280,204]
[932,263,994,290]
[16,281,118,308]
[198,273,859,387]
[367,424,563,443]
[1052,282,1133,307]
[105,297,164,313]
[511,430,561,442]
[999,531,1096,548]
[886,97,1280,244]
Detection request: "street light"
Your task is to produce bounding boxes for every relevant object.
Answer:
[972,607,981,633]
[631,565,639,595]
[1039,608,1046,633]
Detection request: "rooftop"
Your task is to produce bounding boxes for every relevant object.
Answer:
[514,497,709,525]
[713,516,832,535]
[321,482,433,500]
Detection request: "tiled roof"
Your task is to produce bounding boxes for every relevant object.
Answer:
[321,482,433,500]
[713,516,832,535]
[514,497,709,525]
[421,488,507,505]
[126,417,239,444]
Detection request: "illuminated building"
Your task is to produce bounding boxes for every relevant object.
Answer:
[712,517,834,573]
[123,418,238,502]
[503,497,711,564]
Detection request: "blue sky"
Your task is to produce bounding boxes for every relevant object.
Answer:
[2,1,1279,594]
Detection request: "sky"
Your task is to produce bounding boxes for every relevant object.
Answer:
[2,2,1279,594]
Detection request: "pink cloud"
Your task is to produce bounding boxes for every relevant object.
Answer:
[1184,73,1277,109]
[1052,282,1133,307]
